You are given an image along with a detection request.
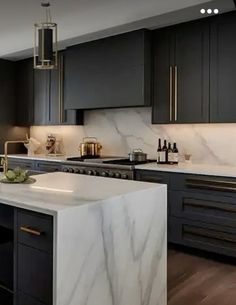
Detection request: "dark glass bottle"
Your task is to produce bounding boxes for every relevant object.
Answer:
[161,140,168,164]
[167,143,173,164]
[173,143,179,164]
[157,138,162,164]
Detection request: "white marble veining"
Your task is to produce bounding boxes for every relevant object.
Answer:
[55,181,167,305]
[30,107,236,166]
[0,172,167,305]
[136,162,236,178]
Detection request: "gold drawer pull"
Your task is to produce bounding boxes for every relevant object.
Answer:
[20,226,42,236]
[184,226,236,244]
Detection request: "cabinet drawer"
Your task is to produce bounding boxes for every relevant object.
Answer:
[17,210,53,253]
[18,245,53,305]
[169,191,236,227]
[35,162,61,173]
[135,170,169,184]
[169,217,236,257]
[171,173,236,197]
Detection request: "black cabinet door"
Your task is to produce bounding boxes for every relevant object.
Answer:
[18,245,53,305]
[152,29,174,124]
[152,20,210,124]
[34,70,50,125]
[18,292,45,305]
[0,60,15,125]
[210,12,236,122]
[64,30,151,110]
[174,21,210,123]
[0,287,13,305]
[33,55,83,126]
[50,54,83,125]
[15,59,34,126]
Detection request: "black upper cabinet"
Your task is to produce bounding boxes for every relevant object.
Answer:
[34,54,83,125]
[152,29,173,124]
[64,29,151,110]
[16,59,34,126]
[210,12,236,123]
[16,55,83,126]
[152,20,210,124]
[0,60,15,125]
[34,69,50,125]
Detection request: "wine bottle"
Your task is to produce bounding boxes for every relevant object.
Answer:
[161,140,168,164]
[157,138,162,164]
[173,143,179,164]
[167,143,173,164]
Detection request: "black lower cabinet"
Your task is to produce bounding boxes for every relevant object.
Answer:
[169,217,236,258]
[17,245,53,305]
[0,287,13,305]
[0,204,54,305]
[136,169,236,258]
[0,205,14,305]
[17,292,46,305]
[16,210,53,305]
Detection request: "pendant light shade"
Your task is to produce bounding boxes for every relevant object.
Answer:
[34,2,58,69]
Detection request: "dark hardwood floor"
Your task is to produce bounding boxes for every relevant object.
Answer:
[168,247,236,305]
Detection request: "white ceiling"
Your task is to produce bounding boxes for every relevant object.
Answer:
[0,0,234,59]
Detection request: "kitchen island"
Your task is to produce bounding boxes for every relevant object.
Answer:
[0,172,167,305]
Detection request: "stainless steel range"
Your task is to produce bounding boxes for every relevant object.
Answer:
[62,157,155,180]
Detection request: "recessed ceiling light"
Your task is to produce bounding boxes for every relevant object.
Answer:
[207,9,212,14]
[200,9,206,14]
[214,9,219,14]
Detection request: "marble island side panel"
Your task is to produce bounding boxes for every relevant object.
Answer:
[55,185,167,305]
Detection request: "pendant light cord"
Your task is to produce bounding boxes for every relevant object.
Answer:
[41,1,52,23]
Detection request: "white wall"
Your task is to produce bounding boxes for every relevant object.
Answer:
[30,107,235,166]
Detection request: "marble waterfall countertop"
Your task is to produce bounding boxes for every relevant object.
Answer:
[0,172,167,305]
[0,172,166,215]
[136,162,236,178]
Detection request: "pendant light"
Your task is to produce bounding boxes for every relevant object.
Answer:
[34,2,58,69]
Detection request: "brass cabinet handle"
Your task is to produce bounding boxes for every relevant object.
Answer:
[169,66,173,122]
[174,66,178,121]
[185,178,236,193]
[20,226,42,236]
[184,226,236,244]
[184,198,236,213]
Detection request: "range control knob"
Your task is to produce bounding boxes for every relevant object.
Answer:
[79,169,85,174]
[115,173,121,179]
[87,170,93,175]
[109,172,115,178]
[121,174,128,179]
[63,168,69,172]
[93,171,98,176]
[101,172,108,177]
[74,169,80,174]
[68,168,74,173]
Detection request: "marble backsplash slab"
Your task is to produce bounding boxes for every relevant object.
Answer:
[30,107,236,166]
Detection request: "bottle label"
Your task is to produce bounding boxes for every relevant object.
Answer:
[168,152,174,163]
[157,152,160,163]
[159,151,166,163]
[173,153,179,163]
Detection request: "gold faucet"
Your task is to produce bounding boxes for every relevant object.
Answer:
[1,140,29,175]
